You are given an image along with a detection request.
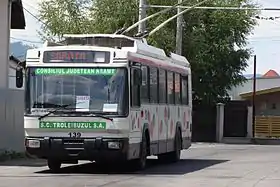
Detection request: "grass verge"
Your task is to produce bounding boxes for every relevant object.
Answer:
[0,150,29,162]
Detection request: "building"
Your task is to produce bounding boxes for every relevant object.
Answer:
[228,70,280,116]
[0,0,26,153]
[228,70,280,138]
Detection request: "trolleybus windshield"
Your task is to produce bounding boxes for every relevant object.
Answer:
[24,67,128,116]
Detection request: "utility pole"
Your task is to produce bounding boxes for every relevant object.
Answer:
[138,0,147,33]
[252,55,257,138]
[176,0,183,55]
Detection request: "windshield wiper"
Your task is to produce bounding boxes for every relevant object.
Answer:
[33,102,63,108]
[38,102,77,120]
[61,111,113,121]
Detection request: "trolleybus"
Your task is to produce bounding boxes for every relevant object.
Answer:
[15,34,192,171]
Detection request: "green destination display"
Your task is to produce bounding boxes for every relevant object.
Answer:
[39,121,106,129]
[35,68,116,75]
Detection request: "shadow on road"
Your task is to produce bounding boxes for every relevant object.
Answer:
[0,158,47,167]
[36,158,229,175]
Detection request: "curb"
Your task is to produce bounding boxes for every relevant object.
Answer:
[252,138,280,145]
[221,137,253,145]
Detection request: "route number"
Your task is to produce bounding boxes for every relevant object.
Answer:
[68,132,81,138]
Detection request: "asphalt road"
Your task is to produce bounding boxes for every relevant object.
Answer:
[1,143,280,187]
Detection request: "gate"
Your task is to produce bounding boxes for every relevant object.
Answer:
[192,102,217,142]
[223,100,249,137]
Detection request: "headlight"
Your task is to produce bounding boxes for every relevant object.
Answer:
[25,139,40,148]
[107,142,121,149]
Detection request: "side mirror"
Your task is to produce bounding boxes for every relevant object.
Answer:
[16,67,23,88]
[133,69,142,85]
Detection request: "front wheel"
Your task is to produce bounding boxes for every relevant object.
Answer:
[47,159,61,172]
[132,133,148,170]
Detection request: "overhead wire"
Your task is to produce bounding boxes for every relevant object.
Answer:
[121,0,195,34]
[15,2,280,44]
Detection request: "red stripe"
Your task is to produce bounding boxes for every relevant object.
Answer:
[128,56,188,75]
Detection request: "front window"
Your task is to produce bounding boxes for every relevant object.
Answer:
[25,67,128,116]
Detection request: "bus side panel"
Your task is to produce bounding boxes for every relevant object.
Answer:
[166,105,191,152]
[181,105,192,149]
[127,109,142,160]
[158,105,168,154]
[140,104,159,155]
[128,105,163,158]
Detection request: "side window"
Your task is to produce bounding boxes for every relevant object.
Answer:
[141,66,149,103]
[159,69,167,103]
[149,67,158,103]
[175,73,181,104]
[131,68,141,107]
[167,72,175,104]
[181,75,188,105]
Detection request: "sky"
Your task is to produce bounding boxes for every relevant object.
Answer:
[10,0,280,75]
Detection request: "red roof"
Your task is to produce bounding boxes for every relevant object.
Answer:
[262,70,279,78]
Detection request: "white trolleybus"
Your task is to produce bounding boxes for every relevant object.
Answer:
[15,34,192,171]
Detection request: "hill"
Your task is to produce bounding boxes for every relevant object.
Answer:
[10,42,34,60]
[243,74,263,79]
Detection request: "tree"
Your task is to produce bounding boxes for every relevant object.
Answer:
[38,0,259,103]
[38,0,94,41]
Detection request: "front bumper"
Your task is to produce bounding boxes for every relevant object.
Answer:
[25,137,129,161]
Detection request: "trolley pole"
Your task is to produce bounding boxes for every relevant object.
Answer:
[176,0,183,55]
[138,0,147,33]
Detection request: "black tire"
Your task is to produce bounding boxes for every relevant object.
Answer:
[169,128,182,162]
[158,128,182,163]
[132,132,148,170]
[47,159,61,172]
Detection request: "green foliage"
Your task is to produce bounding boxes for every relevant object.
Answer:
[38,0,259,103]
[38,0,94,40]
[0,150,26,162]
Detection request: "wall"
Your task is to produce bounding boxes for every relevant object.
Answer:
[0,0,9,88]
[254,92,280,116]
[0,88,24,152]
[228,77,280,100]
[0,61,25,152]
[0,0,25,153]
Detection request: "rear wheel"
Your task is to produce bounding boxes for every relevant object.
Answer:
[158,128,182,163]
[47,159,61,172]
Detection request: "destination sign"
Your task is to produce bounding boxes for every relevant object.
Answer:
[43,50,110,63]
